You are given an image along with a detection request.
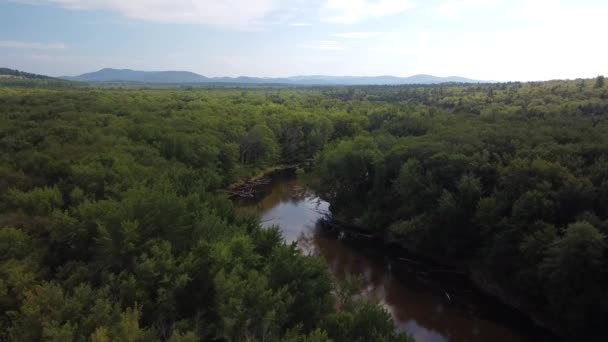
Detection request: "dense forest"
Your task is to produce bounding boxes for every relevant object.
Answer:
[0,85,412,341]
[311,77,608,339]
[1,77,607,341]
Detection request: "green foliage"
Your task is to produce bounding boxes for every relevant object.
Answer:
[323,298,413,342]
[168,330,198,342]
[283,328,332,342]
[240,124,280,166]
[321,276,413,342]
[0,68,56,80]
[6,186,63,216]
[540,222,607,332]
[310,79,608,338]
[3,78,608,340]
[0,86,408,341]
[313,135,382,221]
[595,75,605,89]
[0,227,33,260]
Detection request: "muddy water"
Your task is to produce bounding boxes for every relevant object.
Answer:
[237,171,545,342]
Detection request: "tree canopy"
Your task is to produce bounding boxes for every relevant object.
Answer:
[0,85,413,341]
[2,77,608,340]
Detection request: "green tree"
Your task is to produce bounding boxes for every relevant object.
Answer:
[240,124,279,166]
[595,75,605,88]
[540,221,607,331]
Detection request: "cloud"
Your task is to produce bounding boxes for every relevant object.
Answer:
[331,32,383,39]
[13,0,418,28]
[0,40,68,50]
[290,22,313,26]
[299,40,344,50]
[432,0,502,19]
[322,0,415,24]
[12,0,283,29]
[368,31,432,56]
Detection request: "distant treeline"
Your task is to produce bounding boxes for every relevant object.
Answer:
[0,68,86,89]
[0,68,56,80]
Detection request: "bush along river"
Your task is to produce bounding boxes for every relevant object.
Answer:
[236,169,554,342]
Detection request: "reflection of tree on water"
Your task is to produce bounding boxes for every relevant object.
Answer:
[244,173,534,342]
[299,223,529,342]
[247,179,311,211]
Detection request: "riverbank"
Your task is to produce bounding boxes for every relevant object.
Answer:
[236,170,548,342]
[318,217,564,340]
[226,164,297,190]
[469,269,563,338]
[222,164,301,198]
[236,167,562,340]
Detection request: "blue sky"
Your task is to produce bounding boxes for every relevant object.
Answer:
[1,0,607,81]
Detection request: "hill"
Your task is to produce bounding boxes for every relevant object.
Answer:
[62,68,483,85]
[61,68,208,83]
[0,68,56,80]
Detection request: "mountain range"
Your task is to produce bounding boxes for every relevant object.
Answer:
[61,68,483,85]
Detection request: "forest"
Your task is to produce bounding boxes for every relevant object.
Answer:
[0,76,607,341]
[0,83,413,342]
[310,77,608,339]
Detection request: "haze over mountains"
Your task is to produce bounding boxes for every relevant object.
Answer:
[61,68,483,85]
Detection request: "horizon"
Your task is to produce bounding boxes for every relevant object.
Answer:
[62,67,479,79]
[2,66,601,83]
[1,0,607,82]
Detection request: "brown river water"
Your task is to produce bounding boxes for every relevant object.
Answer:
[237,171,551,342]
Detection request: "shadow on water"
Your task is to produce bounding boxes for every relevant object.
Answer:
[236,170,551,342]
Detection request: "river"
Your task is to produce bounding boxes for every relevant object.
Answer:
[237,170,549,342]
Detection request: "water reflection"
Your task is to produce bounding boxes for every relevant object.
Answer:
[238,173,535,342]
[241,177,329,243]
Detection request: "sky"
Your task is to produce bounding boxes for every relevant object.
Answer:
[0,0,607,81]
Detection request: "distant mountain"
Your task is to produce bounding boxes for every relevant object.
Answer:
[62,68,483,85]
[0,67,56,80]
[61,68,208,83]
[284,74,480,85]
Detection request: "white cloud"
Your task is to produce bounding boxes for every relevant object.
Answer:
[299,40,344,50]
[322,0,415,24]
[12,0,283,29]
[367,30,432,57]
[331,32,383,39]
[432,0,502,19]
[13,0,418,28]
[290,22,313,26]
[370,2,608,81]
[0,40,68,50]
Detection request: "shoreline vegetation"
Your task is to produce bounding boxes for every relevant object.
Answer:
[236,166,560,338]
[308,77,608,340]
[316,215,563,338]
[1,77,607,341]
[232,164,575,339]
[224,165,299,197]
[223,159,314,198]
